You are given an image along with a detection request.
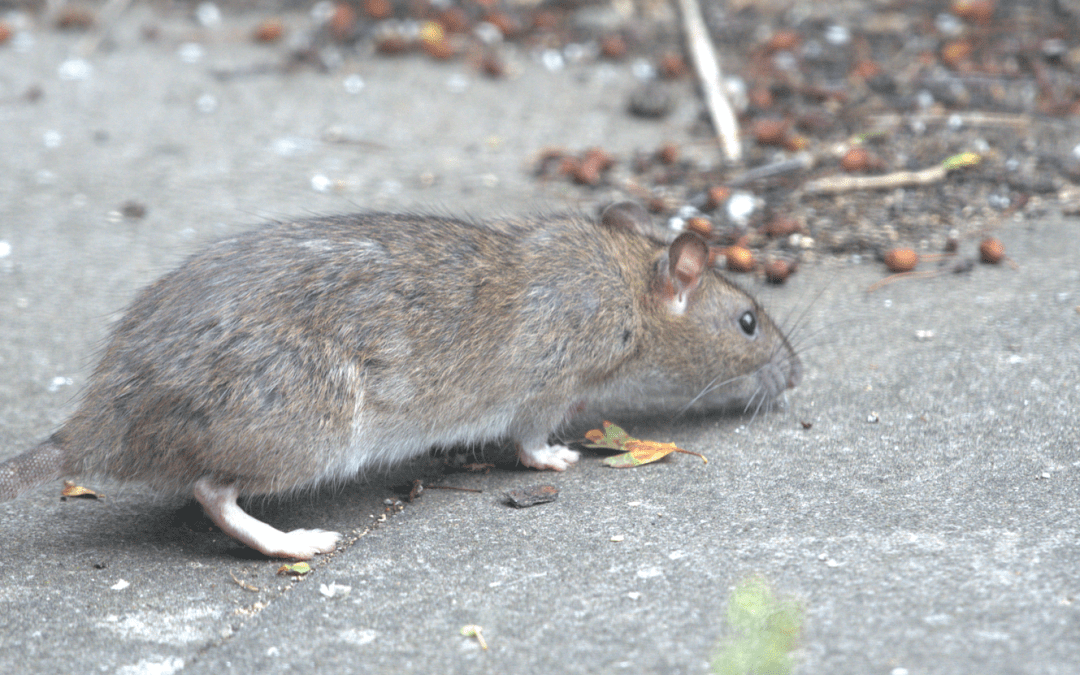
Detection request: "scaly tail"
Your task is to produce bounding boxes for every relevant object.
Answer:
[0,438,66,500]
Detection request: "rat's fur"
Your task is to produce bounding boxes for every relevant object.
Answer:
[0,202,801,558]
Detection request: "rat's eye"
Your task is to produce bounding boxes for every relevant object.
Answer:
[738,310,757,336]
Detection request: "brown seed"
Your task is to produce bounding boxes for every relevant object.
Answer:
[582,147,614,172]
[658,53,688,79]
[572,149,613,186]
[557,156,580,177]
[328,3,357,41]
[725,246,756,273]
[600,35,628,60]
[422,37,455,60]
[783,134,809,152]
[363,0,392,20]
[657,143,680,165]
[685,217,713,238]
[0,21,12,44]
[940,40,973,68]
[766,29,801,53]
[951,0,995,25]
[252,18,285,43]
[478,52,504,78]
[437,6,471,33]
[850,60,882,80]
[752,118,789,146]
[484,11,520,38]
[55,5,96,30]
[763,216,801,238]
[704,185,731,211]
[979,238,1005,264]
[748,86,773,109]
[840,147,870,172]
[884,248,919,273]
[572,161,601,186]
[764,259,792,284]
[531,10,559,31]
[376,34,410,54]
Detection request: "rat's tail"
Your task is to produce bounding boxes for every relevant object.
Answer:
[0,438,66,501]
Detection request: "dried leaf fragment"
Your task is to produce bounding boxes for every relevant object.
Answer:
[461,624,488,650]
[504,484,559,508]
[61,480,102,500]
[583,420,633,451]
[277,562,311,576]
[941,151,981,170]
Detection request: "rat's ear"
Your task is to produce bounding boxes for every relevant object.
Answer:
[599,201,653,236]
[659,232,708,314]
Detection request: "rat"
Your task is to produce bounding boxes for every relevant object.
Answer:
[0,202,801,559]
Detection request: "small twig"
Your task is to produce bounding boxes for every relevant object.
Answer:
[804,165,947,194]
[676,0,742,164]
[804,152,980,195]
[866,111,1032,131]
[424,485,483,493]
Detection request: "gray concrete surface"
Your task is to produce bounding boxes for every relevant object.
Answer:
[1,5,1078,675]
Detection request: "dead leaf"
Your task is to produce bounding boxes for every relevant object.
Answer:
[504,484,559,508]
[582,421,633,451]
[583,423,708,468]
[60,480,103,500]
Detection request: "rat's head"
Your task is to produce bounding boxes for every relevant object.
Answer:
[601,202,802,414]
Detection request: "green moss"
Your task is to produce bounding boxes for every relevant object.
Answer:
[712,575,803,675]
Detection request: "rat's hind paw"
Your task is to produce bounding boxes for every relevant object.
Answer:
[193,478,341,560]
[517,443,580,471]
[265,528,342,560]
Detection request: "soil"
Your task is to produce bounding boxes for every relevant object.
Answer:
[3,0,1079,283]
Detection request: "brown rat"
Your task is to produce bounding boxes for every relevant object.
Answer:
[0,202,801,559]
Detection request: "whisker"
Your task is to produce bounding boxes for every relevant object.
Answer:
[742,386,760,415]
[679,372,752,415]
[749,386,769,422]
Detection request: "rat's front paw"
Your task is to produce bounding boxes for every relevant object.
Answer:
[517,443,580,471]
[263,529,342,560]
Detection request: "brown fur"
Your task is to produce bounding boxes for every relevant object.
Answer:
[1,202,800,502]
